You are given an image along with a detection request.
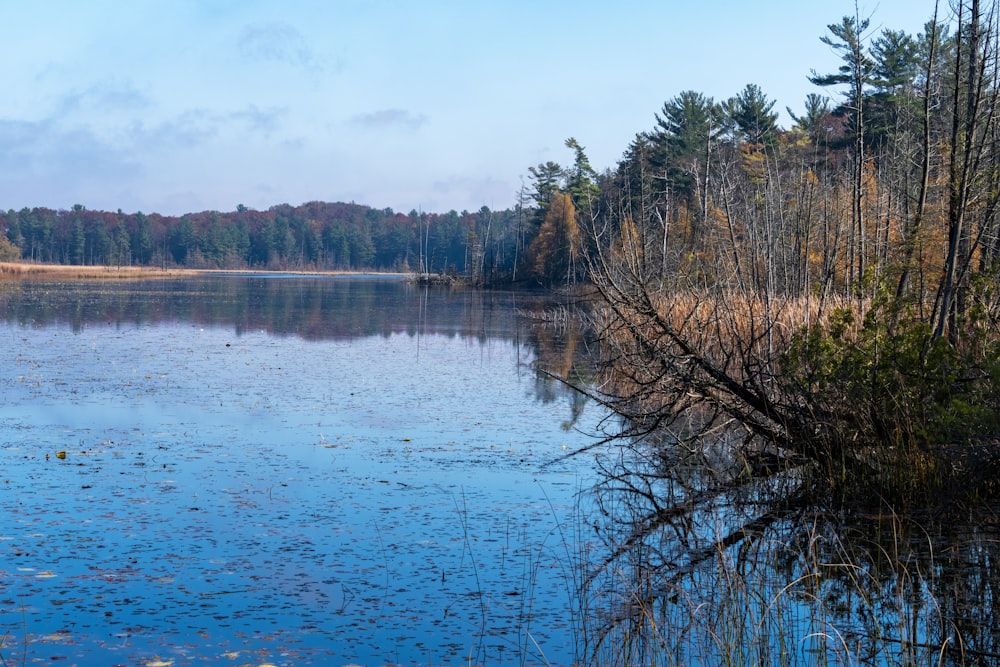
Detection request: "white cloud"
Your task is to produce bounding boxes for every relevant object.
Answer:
[56,81,152,116]
[229,105,287,135]
[238,22,318,70]
[130,109,221,149]
[349,109,428,131]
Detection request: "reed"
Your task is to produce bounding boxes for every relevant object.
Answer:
[0,261,194,280]
[0,262,374,280]
[579,276,1000,503]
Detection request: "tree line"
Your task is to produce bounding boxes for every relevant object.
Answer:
[1,1,993,316]
[0,201,525,277]
[569,0,1000,503]
[0,9,935,292]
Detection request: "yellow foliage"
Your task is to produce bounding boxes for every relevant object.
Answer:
[526,192,580,283]
[740,143,767,184]
[613,216,642,267]
[0,234,19,261]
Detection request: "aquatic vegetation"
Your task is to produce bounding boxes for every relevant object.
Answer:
[572,440,1000,666]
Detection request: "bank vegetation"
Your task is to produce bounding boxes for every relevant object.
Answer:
[564,0,1000,503]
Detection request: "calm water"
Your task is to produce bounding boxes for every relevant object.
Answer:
[8,276,1000,667]
[0,275,606,666]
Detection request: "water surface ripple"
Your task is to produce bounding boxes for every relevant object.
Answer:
[0,276,603,666]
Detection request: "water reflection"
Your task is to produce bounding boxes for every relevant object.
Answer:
[579,435,1000,665]
[0,274,606,666]
[19,274,996,665]
[0,274,524,339]
[0,274,592,401]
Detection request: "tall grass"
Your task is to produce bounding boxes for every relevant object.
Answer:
[579,276,1000,504]
[0,261,190,280]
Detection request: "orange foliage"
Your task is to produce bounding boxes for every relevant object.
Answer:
[526,192,580,284]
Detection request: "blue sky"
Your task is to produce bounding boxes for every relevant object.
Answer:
[0,0,934,216]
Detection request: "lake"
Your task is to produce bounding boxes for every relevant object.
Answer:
[5,274,1000,667]
[0,274,607,666]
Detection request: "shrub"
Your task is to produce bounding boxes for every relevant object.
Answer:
[780,293,1000,500]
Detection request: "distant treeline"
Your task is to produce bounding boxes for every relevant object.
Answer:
[0,201,535,284]
[2,7,971,294]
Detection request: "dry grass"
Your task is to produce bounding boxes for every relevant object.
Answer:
[590,287,863,391]
[648,289,861,350]
[0,262,199,281]
[0,262,395,281]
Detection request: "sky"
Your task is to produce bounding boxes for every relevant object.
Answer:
[0,0,936,217]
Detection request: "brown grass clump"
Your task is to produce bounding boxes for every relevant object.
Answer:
[585,277,1000,502]
[590,287,861,407]
[0,262,199,281]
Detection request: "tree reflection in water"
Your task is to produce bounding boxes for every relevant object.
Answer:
[573,434,1000,666]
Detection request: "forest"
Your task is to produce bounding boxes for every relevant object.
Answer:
[1,4,998,358]
[0,5,982,297]
[0,201,515,280]
[0,8,974,293]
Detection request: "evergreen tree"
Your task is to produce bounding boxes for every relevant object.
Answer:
[652,90,723,212]
[723,83,779,146]
[787,93,832,143]
[527,161,564,209]
[867,28,921,151]
[564,138,600,218]
[810,14,876,288]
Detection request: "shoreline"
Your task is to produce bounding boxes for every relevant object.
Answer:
[0,262,407,281]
